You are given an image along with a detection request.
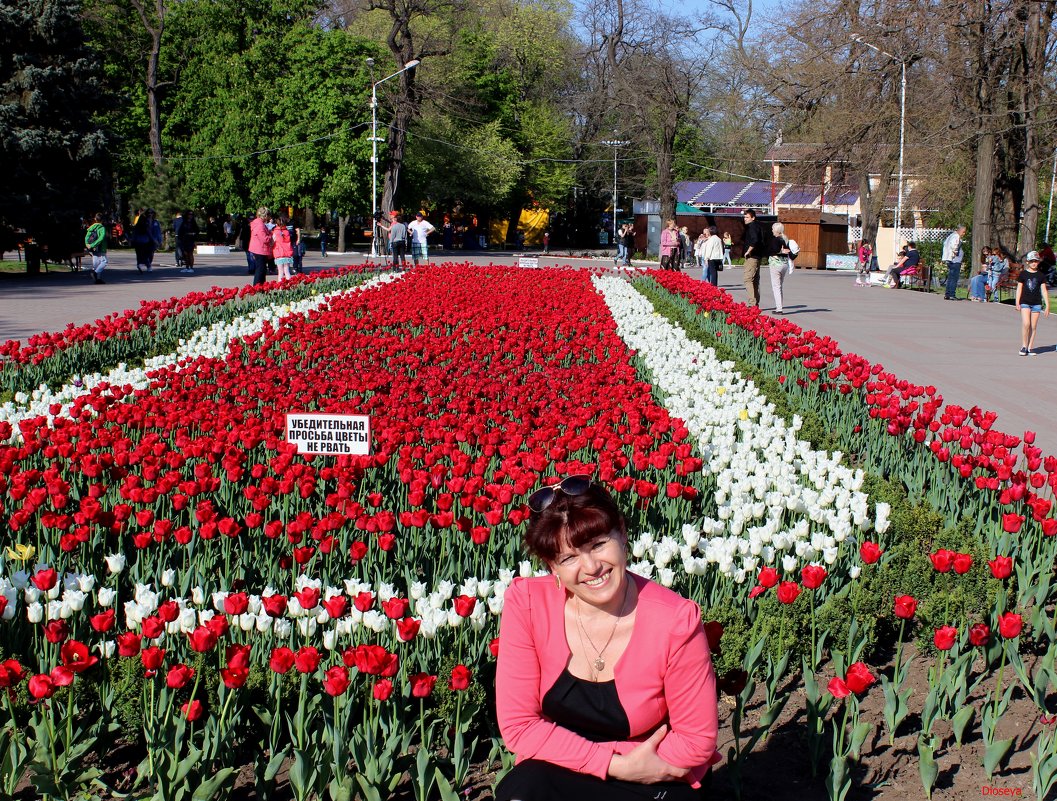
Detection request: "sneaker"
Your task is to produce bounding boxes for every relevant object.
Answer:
[136,263,144,273]
[1028,349,1039,356]
[180,267,195,274]
[1020,347,1029,356]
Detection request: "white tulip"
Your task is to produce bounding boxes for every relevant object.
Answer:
[26,602,43,623]
[104,554,126,574]
[161,569,176,588]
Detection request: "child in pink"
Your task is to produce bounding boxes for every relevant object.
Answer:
[272,215,294,281]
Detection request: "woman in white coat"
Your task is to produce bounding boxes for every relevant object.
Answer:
[769,222,799,313]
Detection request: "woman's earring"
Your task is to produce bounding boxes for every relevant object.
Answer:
[554,575,561,590]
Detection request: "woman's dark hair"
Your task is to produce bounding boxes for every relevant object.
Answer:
[524,483,626,563]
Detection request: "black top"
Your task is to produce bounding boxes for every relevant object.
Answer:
[1018,269,1045,306]
[742,220,764,257]
[542,668,631,743]
[903,249,920,268]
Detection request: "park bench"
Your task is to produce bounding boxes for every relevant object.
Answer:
[899,261,931,291]
[993,264,1021,302]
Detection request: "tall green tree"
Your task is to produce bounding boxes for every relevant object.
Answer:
[0,0,109,251]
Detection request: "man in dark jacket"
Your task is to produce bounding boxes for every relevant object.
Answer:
[741,209,765,307]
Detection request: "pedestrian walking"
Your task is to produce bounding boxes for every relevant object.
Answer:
[1016,251,1050,356]
[722,231,733,267]
[131,209,163,273]
[942,224,966,300]
[856,241,872,286]
[702,226,724,286]
[615,224,628,265]
[172,211,185,268]
[250,207,273,286]
[622,224,634,266]
[769,222,799,313]
[177,211,199,274]
[543,230,550,254]
[741,210,765,306]
[319,223,329,258]
[83,213,108,285]
[660,219,679,269]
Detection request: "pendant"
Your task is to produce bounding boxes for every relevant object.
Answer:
[593,658,606,672]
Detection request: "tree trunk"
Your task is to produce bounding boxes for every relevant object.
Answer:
[304,208,315,231]
[380,79,415,214]
[972,132,996,262]
[657,113,678,223]
[146,28,163,167]
[337,213,348,253]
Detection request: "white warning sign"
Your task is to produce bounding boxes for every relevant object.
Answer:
[285,414,371,456]
[518,256,540,269]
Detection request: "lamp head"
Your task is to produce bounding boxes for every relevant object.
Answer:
[366,57,375,67]
[404,59,421,69]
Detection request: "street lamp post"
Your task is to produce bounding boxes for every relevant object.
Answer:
[851,34,906,262]
[1045,145,1056,243]
[600,138,629,253]
[368,58,420,258]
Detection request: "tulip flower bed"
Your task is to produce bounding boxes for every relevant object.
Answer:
[0,265,382,401]
[0,263,1055,801]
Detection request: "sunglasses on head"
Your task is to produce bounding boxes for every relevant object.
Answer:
[527,474,593,513]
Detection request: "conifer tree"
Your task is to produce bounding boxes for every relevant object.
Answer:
[0,0,110,256]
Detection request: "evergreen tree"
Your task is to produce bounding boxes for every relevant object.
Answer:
[0,0,110,254]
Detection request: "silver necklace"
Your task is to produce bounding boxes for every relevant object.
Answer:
[575,579,630,678]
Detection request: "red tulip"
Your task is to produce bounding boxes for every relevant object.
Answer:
[828,677,850,699]
[952,553,973,575]
[269,647,295,674]
[489,637,500,657]
[396,617,421,642]
[221,667,249,689]
[187,626,218,653]
[453,595,477,617]
[758,567,779,588]
[859,541,882,564]
[141,647,166,673]
[893,595,917,619]
[59,640,98,673]
[166,664,195,689]
[181,700,204,721]
[31,568,58,591]
[776,581,801,604]
[933,626,958,651]
[322,666,351,696]
[988,556,1013,580]
[353,592,374,612]
[223,592,249,616]
[801,565,827,590]
[294,646,321,674]
[116,632,142,657]
[997,612,1023,639]
[969,623,991,646]
[929,549,954,573]
[261,594,288,617]
[89,609,116,633]
[28,674,55,700]
[1002,513,1024,533]
[226,644,251,671]
[373,679,394,701]
[449,664,472,691]
[381,597,409,619]
[844,662,876,694]
[409,672,437,698]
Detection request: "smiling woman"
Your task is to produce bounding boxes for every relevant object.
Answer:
[495,478,720,801]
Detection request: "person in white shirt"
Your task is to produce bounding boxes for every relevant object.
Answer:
[408,212,437,265]
[769,222,800,313]
[941,225,966,300]
[702,226,724,286]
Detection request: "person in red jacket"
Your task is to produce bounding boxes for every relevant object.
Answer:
[495,476,719,800]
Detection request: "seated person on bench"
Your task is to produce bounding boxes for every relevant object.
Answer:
[885,242,919,288]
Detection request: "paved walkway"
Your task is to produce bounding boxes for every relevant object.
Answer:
[2,251,1054,457]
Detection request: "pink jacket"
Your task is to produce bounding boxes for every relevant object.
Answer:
[496,573,720,786]
[249,218,273,256]
[660,228,679,256]
[272,226,293,259]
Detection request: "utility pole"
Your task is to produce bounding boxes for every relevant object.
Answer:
[601,137,630,248]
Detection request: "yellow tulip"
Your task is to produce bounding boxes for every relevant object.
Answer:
[6,543,36,562]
